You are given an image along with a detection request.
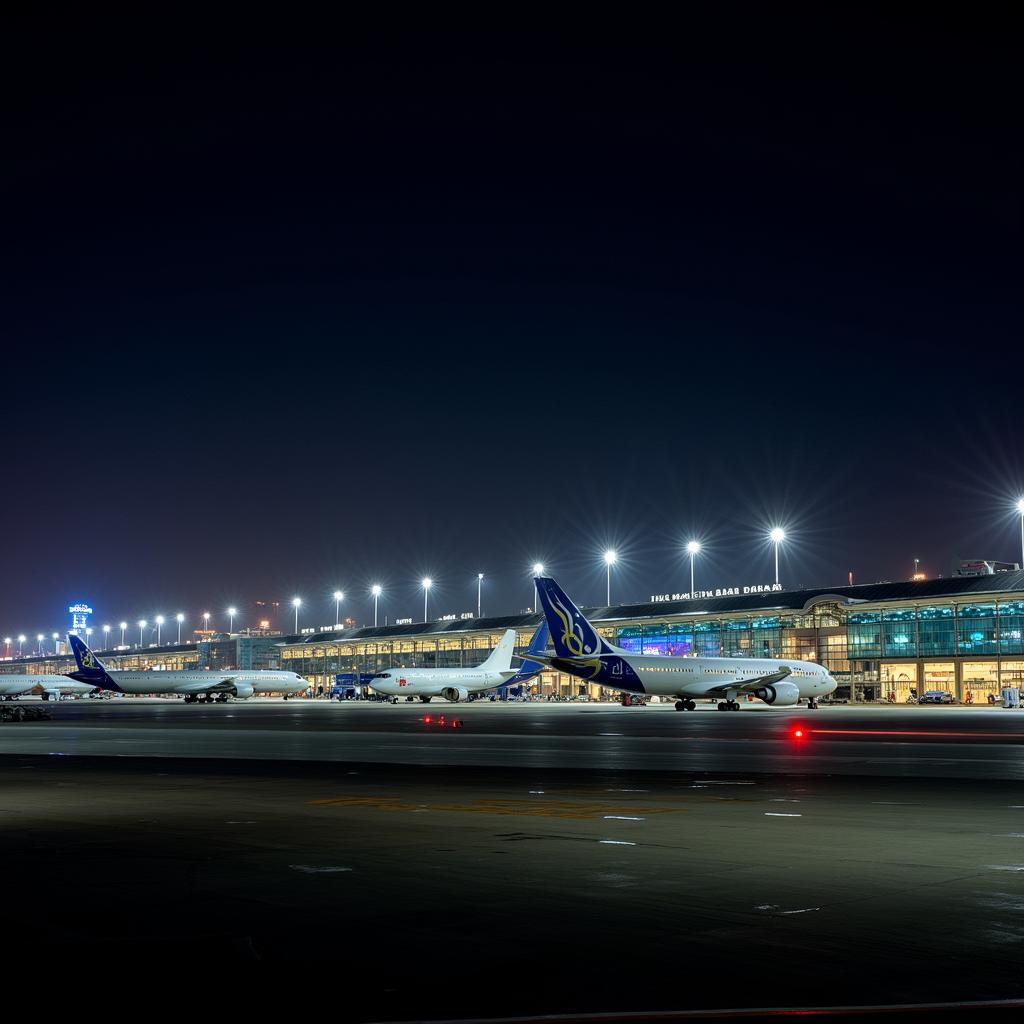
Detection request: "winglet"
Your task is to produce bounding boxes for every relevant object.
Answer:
[503,621,550,686]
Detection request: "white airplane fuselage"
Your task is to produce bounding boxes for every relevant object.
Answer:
[97,670,308,697]
[0,674,73,697]
[620,655,837,701]
[369,667,510,701]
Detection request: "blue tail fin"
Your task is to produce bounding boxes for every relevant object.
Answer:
[534,577,615,658]
[66,633,118,690]
[505,622,549,685]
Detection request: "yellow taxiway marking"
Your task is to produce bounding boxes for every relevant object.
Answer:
[308,795,687,820]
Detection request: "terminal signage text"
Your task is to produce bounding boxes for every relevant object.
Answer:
[649,582,784,603]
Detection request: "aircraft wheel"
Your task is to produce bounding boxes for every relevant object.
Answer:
[717,702,728,711]
[391,697,399,705]
[685,700,696,711]
[808,699,819,709]
[674,700,685,712]
[420,696,432,704]
[730,701,740,711]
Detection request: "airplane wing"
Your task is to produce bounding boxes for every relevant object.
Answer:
[704,667,792,695]
[173,677,237,695]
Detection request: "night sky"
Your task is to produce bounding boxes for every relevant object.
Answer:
[2,21,1020,638]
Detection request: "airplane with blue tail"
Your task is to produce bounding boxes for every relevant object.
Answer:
[66,633,309,703]
[530,577,837,710]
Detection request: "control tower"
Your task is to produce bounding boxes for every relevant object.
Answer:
[68,603,93,636]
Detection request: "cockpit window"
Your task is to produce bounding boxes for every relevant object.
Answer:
[374,672,391,679]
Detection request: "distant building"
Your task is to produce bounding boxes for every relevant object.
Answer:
[954,559,1021,576]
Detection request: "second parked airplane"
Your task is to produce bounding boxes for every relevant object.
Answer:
[369,624,548,703]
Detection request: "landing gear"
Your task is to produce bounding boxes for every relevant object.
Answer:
[419,696,432,704]
[217,693,230,703]
[674,699,697,712]
[807,698,819,709]
[391,697,399,704]
[717,700,741,711]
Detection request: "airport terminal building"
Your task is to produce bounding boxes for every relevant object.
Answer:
[274,570,1024,703]
[5,572,1024,703]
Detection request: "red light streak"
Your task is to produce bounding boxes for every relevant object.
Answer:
[805,728,1024,740]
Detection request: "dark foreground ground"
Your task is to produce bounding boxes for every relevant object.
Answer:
[2,749,1023,1020]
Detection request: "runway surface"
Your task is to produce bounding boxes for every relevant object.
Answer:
[2,700,1024,779]
[4,700,1024,1017]
[1,753,1023,1019]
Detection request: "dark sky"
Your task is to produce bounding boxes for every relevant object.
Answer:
[2,19,1020,638]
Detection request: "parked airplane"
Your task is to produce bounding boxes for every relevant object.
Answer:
[66,633,308,703]
[531,577,837,710]
[369,623,548,703]
[0,674,94,700]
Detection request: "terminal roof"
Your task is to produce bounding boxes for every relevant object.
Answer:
[288,570,1024,645]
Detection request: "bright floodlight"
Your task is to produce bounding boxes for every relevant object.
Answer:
[533,562,545,575]
[37,633,44,642]
[138,619,147,628]
[770,527,786,543]
[18,634,26,643]
[333,590,343,601]
[155,615,165,625]
[372,584,382,597]
[52,632,59,639]
[478,572,484,580]
[292,597,301,608]
[603,549,618,566]
[227,607,237,617]
[687,540,701,554]
[120,621,127,630]
[422,577,433,590]
[176,613,184,623]
[1018,498,1024,514]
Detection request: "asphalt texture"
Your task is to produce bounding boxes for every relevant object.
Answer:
[2,701,1024,1019]
[2,699,1024,779]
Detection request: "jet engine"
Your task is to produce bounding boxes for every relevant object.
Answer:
[231,682,255,699]
[752,681,801,706]
[441,686,470,703]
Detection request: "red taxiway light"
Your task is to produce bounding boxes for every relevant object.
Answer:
[420,714,464,729]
